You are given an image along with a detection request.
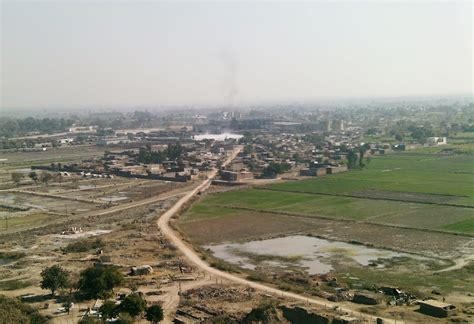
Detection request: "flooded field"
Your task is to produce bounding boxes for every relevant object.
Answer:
[205,235,420,274]
[0,192,98,215]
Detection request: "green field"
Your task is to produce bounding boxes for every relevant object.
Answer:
[183,152,474,235]
[268,153,474,205]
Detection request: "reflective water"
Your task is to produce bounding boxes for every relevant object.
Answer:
[205,235,411,274]
[193,133,243,141]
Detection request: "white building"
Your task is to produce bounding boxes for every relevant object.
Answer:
[427,137,447,146]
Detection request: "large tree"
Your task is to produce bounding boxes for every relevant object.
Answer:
[347,150,358,169]
[78,265,124,299]
[146,305,164,323]
[40,265,70,296]
[117,293,146,318]
[99,300,118,320]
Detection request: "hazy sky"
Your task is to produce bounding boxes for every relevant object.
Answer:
[1,1,472,109]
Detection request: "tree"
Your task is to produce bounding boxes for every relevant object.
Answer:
[146,305,164,323]
[62,294,74,315]
[29,171,39,183]
[118,293,147,317]
[78,265,124,299]
[347,150,358,169]
[11,172,24,186]
[358,147,366,168]
[40,265,70,296]
[99,300,118,320]
[261,162,291,178]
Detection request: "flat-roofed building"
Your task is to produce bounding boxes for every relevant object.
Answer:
[419,299,456,318]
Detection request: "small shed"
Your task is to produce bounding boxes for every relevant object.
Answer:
[352,292,384,305]
[419,299,456,318]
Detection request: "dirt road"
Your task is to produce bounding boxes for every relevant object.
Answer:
[156,147,400,324]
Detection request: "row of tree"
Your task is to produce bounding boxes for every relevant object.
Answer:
[347,144,371,169]
[11,171,54,186]
[40,264,163,323]
[261,162,292,178]
[137,142,184,164]
[0,117,74,138]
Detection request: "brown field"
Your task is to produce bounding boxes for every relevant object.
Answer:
[178,208,471,259]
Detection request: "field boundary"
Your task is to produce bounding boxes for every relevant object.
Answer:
[257,187,474,209]
[208,204,474,238]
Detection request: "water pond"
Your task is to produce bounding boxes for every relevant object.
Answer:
[205,235,416,274]
[193,133,243,141]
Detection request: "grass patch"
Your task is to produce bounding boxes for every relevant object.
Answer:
[0,279,33,291]
[0,251,26,260]
[209,259,241,273]
[336,261,474,294]
[443,218,474,233]
[246,272,268,282]
[232,250,307,264]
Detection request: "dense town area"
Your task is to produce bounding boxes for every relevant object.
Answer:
[1,97,473,323]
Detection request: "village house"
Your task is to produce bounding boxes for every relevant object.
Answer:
[419,300,457,318]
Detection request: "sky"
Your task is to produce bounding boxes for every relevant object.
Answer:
[1,1,472,109]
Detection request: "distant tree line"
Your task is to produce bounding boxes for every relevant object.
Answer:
[261,162,291,178]
[137,142,184,164]
[0,117,74,138]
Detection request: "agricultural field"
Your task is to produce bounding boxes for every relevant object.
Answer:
[182,153,474,235]
[178,150,474,300]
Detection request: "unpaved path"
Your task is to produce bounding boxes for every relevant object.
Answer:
[157,147,400,324]
[436,255,474,273]
[436,239,474,273]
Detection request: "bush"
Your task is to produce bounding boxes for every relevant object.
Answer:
[64,238,104,253]
[0,295,47,324]
[116,313,134,324]
[247,272,267,282]
[209,260,240,273]
[78,316,104,324]
[0,251,25,260]
[0,279,32,291]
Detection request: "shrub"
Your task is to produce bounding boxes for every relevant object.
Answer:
[0,295,47,324]
[64,238,104,253]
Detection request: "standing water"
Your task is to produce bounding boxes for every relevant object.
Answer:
[205,235,412,274]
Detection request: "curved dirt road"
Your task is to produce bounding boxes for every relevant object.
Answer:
[157,147,399,324]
